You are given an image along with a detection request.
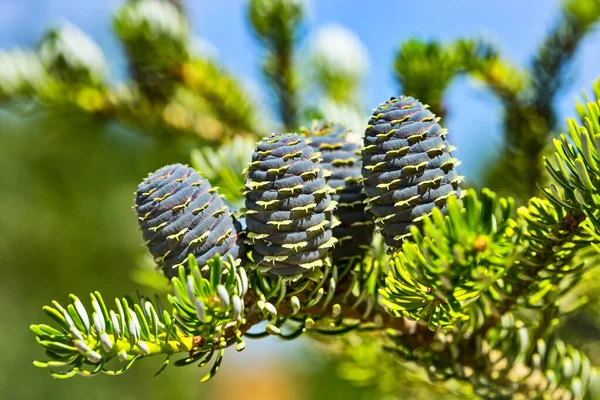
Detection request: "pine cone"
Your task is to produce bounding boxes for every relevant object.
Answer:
[135,163,242,278]
[244,133,337,277]
[362,96,462,248]
[303,121,374,262]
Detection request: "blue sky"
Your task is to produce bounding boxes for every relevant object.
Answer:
[2,0,600,180]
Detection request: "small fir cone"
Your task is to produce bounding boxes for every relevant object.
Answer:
[135,163,242,279]
[362,96,463,248]
[244,133,337,278]
[303,121,374,262]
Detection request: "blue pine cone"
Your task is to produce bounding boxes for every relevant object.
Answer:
[135,163,242,278]
[362,96,462,248]
[303,121,374,262]
[244,133,337,278]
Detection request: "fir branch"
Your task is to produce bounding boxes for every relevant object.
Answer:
[376,188,597,397]
[393,38,497,119]
[32,255,247,380]
[114,0,190,102]
[31,253,434,380]
[481,0,600,202]
[0,0,261,141]
[546,89,600,237]
[29,166,598,397]
[380,189,517,332]
[177,58,260,135]
[532,0,600,132]
[248,0,303,130]
[480,197,589,332]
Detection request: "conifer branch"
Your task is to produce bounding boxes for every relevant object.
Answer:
[248,0,303,130]
[0,0,261,141]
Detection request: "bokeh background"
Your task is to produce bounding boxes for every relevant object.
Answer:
[1,0,600,399]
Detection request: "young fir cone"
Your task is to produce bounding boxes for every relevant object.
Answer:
[244,133,337,278]
[303,121,374,262]
[362,96,462,248]
[135,163,242,279]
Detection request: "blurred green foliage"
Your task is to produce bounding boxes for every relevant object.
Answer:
[248,0,303,130]
[114,0,189,100]
[332,335,476,400]
[394,38,496,119]
[190,136,255,205]
[394,0,600,203]
[0,0,260,143]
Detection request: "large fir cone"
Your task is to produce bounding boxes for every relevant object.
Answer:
[303,121,374,262]
[244,133,337,277]
[135,163,242,278]
[362,96,462,248]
